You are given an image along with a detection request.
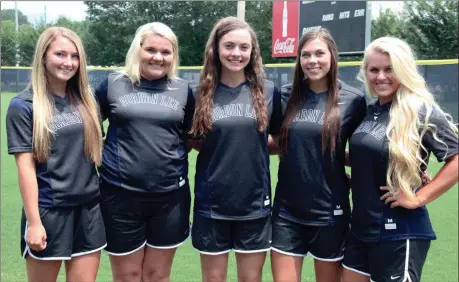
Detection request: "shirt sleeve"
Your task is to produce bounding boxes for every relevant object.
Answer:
[184,84,196,134]
[269,85,283,136]
[422,107,459,162]
[95,77,110,137]
[347,94,367,136]
[95,77,110,122]
[6,97,34,154]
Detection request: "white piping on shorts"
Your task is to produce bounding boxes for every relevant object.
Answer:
[270,246,307,257]
[105,240,146,256]
[22,221,71,261]
[72,243,107,257]
[195,249,232,256]
[404,239,413,282]
[342,263,371,277]
[308,251,344,262]
[146,234,190,249]
[233,247,270,254]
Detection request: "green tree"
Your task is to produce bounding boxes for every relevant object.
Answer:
[84,1,137,66]
[54,16,89,43]
[171,1,237,66]
[83,1,238,66]
[245,1,274,64]
[0,9,30,25]
[371,8,407,40]
[370,1,458,59]
[1,20,18,65]
[17,24,40,66]
[403,0,458,59]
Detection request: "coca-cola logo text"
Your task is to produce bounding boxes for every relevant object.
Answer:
[273,38,296,54]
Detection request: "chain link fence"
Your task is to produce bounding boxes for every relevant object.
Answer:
[2,60,457,120]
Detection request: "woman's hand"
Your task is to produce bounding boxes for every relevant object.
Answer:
[26,222,47,251]
[380,186,423,209]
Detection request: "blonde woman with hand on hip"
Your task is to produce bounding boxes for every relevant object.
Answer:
[342,37,458,282]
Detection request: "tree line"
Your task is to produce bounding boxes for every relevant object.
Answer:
[1,0,457,67]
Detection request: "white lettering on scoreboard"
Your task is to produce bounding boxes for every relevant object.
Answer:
[354,9,365,17]
[319,9,364,22]
[339,11,350,19]
[322,13,334,22]
[302,25,322,35]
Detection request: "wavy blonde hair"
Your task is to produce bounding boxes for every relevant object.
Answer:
[124,22,179,84]
[30,27,102,164]
[359,37,458,199]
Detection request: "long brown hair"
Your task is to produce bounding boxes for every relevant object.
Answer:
[279,28,340,155]
[190,17,268,137]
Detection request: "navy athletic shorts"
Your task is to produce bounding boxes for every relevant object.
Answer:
[100,179,191,255]
[271,212,347,261]
[191,212,271,255]
[342,230,431,282]
[21,197,106,260]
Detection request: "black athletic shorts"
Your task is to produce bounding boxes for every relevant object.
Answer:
[21,197,106,260]
[100,180,191,255]
[342,230,431,282]
[191,212,271,255]
[271,212,348,261]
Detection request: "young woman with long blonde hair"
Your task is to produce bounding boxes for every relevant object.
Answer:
[6,27,104,282]
[342,37,458,282]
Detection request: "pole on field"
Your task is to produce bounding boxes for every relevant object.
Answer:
[365,1,372,48]
[237,1,245,21]
[15,1,19,67]
[15,1,19,91]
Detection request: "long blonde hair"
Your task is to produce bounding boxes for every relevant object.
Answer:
[359,37,458,199]
[124,22,179,84]
[30,27,102,164]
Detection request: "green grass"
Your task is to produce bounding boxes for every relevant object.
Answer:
[1,92,457,281]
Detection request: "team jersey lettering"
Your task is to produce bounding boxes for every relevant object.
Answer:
[354,120,387,140]
[212,103,257,122]
[292,109,325,124]
[119,92,180,110]
[52,110,82,131]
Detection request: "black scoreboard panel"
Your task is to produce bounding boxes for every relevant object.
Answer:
[299,1,368,53]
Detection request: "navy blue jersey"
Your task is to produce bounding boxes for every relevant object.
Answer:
[194,80,283,220]
[349,100,458,242]
[6,89,99,207]
[96,73,195,194]
[273,81,366,226]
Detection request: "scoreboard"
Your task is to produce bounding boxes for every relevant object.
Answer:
[272,1,371,57]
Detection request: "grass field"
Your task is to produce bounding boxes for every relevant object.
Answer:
[1,91,457,281]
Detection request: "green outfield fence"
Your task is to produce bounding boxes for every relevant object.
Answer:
[2,59,458,120]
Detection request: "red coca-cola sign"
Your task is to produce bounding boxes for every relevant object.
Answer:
[272,1,299,57]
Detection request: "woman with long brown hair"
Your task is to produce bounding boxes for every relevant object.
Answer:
[6,26,105,282]
[189,17,282,282]
[270,28,366,282]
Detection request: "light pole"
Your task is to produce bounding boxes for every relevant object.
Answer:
[15,1,20,91]
[237,1,245,21]
[15,1,19,67]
